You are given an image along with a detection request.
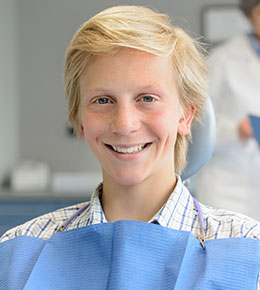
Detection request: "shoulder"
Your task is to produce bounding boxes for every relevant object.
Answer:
[210,34,248,61]
[199,202,260,240]
[0,201,89,243]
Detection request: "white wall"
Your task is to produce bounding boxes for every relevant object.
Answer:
[1,0,239,178]
[0,0,18,181]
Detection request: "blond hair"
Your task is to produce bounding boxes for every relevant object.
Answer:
[64,5,207,174]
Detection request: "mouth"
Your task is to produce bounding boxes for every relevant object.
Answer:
[105,143,151,154]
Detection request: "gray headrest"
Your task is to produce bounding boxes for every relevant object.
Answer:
[181,97,216,180]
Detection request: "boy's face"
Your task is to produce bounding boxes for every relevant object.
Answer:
[79,48,194,186]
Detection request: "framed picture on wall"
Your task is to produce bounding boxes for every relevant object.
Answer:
[201,4,251,46]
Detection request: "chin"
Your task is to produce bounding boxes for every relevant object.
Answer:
[110,170,148,187]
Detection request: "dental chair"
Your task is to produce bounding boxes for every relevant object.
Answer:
[181,97,216,181]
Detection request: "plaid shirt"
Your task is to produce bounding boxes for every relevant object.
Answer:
[1,176,260,287]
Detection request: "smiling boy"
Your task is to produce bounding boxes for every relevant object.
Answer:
[1,5,260,290]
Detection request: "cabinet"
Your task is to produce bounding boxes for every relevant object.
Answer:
[0,196,88,236]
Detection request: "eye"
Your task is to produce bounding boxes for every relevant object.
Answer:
[94,97,112,104]
[140,95,156,103]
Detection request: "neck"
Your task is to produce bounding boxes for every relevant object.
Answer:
[101,169,177,223]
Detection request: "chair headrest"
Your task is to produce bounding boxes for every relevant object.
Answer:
[181,97,216,180]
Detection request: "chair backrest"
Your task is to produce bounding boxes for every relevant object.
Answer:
[181,97,216,181]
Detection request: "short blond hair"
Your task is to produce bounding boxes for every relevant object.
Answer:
[64,5,207,174]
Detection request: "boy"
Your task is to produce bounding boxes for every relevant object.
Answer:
[1,6,260,289]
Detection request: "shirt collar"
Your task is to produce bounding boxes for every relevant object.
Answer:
[148,175,195,230]
[87,183,107,225]
[72,175,195,231]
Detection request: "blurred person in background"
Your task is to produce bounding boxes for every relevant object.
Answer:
[196,0,260,220]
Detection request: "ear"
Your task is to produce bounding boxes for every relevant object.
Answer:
[177,105,196,136]
[77,110,85,139]
[79,121,85,139]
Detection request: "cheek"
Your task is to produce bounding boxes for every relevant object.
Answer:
[81,113,106,144]
[149,107,179,139]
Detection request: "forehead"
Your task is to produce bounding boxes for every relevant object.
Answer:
[80,48,177,91]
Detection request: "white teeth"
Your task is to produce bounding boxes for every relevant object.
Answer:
[111,144,146,153]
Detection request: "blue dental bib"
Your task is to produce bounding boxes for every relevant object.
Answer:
[1,220,260,289]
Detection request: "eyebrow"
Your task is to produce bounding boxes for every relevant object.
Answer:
[84,85,165,94]
[82,89,112,100]
[84,88,109,94]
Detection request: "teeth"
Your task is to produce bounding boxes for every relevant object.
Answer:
[111,144,146,153]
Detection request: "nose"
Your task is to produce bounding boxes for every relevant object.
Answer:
[110,104,141,136]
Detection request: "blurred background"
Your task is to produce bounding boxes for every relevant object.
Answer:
[0,0,251,234]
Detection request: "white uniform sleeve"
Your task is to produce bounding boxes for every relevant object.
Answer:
[208,49,241,144]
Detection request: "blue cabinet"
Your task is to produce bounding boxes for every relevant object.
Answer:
[0,198,87,236]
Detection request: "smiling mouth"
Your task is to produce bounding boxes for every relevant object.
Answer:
[106,143,151,154]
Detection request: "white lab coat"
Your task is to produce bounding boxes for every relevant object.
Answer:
[196,34,260,221]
